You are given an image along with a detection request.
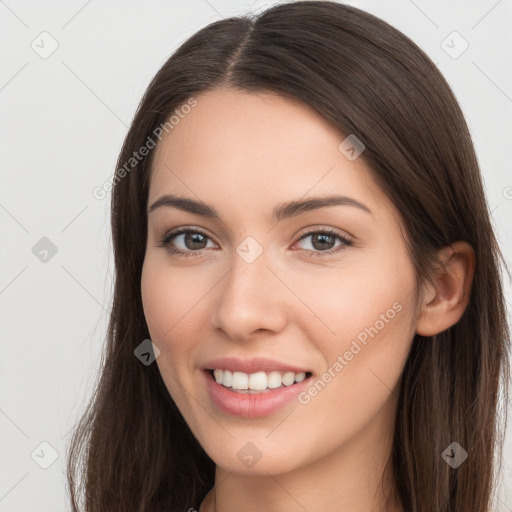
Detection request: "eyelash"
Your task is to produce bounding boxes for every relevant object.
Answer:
[157,227,353,258]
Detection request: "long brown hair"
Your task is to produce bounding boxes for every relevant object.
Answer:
[67,2,511,511]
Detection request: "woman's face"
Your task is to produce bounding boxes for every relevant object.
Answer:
[141,88,420,475]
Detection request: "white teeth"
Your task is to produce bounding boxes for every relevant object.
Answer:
[249,371,267,391]
[295,372,306,382]
[282,372,295,386]
[212,369,308,391]
[267,371,282,389]
[223,369,233,387]
[231,371,248,390]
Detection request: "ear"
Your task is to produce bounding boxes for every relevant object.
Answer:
[416,241,475,336]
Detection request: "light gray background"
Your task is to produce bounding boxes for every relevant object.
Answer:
[1,0,511,511]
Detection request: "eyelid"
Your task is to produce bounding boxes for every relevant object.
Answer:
[294,224,354,241]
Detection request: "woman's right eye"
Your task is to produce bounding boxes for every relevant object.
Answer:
[158,228,215,258]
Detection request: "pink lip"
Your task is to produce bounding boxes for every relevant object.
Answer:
[203,370,312,418]
[202,356,311,374]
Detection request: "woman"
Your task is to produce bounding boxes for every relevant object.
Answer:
[67,2,510,511]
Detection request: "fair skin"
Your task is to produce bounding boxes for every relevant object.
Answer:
[141,88,474,512]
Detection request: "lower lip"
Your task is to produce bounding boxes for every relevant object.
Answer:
[203,370,312,418]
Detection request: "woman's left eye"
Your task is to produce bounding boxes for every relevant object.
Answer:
[294,229,353,257]
[157,227,353,258]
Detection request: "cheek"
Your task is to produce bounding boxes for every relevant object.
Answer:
[141,257,202,342]
[141,260,190,392]
[141,257,210,394]
[141,267,170,341]
[141,262,191,411]
[293,250,416,412]
[291,252,415,346]
[291,301,414,461]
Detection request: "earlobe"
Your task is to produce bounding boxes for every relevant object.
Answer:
[415,241,475,336]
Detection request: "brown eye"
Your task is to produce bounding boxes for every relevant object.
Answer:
[309,233,337,251]
[158,228,215,257]
[179,232,208,250]
[294,229,353,258]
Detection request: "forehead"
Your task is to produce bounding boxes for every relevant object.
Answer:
[149,88,394,223]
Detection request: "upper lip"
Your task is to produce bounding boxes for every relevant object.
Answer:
[203,356,312,375]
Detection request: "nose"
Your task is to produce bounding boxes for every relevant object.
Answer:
[211,247,289,342]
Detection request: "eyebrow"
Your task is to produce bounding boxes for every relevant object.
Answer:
[147,193,372,222]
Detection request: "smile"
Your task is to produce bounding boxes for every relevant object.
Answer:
[211,368,311,392]
[204,369,314,417]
